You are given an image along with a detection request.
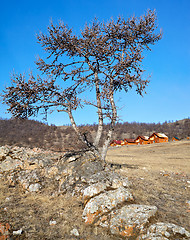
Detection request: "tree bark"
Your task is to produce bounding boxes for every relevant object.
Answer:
[67,106,101,159]
[101,91,117,161]
[94,71,103,148]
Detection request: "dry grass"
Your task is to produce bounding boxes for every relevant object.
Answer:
[106,140,190,231]
[0,177,121,239]
[0,141,189,239]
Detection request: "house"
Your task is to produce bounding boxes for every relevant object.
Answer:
[123,138,137,145]
[135,135,149,145]
[110,140,122,146]
[149,133,168,143]
[172,136,180,141]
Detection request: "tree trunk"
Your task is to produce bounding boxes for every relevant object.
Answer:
[94,71,103,148]
[67,106,101,159]
[101,91,117,161]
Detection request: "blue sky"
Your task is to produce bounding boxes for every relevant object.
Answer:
[0,0,190,125]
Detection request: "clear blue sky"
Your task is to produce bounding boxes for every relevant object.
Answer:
[0,0,190,125]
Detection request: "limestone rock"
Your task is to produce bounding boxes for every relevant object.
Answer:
[6,168,42,191]
[0,146,10,161]
[13,228,23,235]
[0,157,23,172]
[70,228,80,236]
[0,222,10,239]
[97,204,157,238]
[138,222,190,239]
[28,183,41,192]
[82,182,110,202]
[82,187,134,224]
[110,204,157,237]
[46,166,59,177]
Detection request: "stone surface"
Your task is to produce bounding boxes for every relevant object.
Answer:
[0,146,10,161]
[0,222,10,239]
[97,204,157,238]
[82,187,134,224]
[28,183,41,192]
[0,158,23,172]
[138,222,190,239]
[70,228,80,236]
[82,182,110,202]
[12,228,23,235]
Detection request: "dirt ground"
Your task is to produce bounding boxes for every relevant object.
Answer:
[0,141,189,239]
[106,140,190,232]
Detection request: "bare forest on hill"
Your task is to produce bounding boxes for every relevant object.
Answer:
[0,118,190,152]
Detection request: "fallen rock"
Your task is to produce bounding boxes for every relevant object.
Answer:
[82,187,134,224]
[49,220,57,226]
[0,146,10,161]
[82,182,110,203]
[138,222,190,239]
[97,204,157,238]
[12,228,23,235]
[28,183,41,192]
[70,228,80,236]
[0,157,23,172]
[5,169,43,191]
[0,222,10,239]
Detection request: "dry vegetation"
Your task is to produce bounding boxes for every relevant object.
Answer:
[0,178,121,240]
[0,118,190,152]
[106,140,190,232]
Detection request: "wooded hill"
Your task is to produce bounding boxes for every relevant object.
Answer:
[0,118,189,152]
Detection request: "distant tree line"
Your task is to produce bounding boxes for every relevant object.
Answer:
[0,118,189,152]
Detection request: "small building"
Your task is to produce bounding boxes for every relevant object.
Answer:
[149,133,168,143]
[110,140,122,146]
[124,138,137,145]
[172,136,180,141]
[135,135,149,145]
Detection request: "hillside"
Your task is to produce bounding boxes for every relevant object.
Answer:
[0,118,82,151]
[0,118,189,151]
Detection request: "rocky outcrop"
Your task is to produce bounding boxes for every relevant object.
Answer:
[138,222,190,239]
[0,145,189,239]
[83,187,134,224]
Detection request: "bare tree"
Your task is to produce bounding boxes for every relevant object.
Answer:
[1,10,162,161]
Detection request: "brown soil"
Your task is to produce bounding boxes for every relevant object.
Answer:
[106,140,190,232]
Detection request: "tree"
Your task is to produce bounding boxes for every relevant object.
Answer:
[1,10,162,161]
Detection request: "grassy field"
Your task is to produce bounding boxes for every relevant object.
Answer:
[106,140,190,231]
[106,140,190,173]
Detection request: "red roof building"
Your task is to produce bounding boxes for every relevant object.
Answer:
[123,138,137,145]
[135,135,149,145]
[110,140,122,146]
[149,133,168,143]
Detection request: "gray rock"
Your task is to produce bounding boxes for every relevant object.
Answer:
[0,157,23,172]
[70,228,80,236]
[82,182,110,202]
[49,220,57,225]
[13,228,23,235]
[138,222,190,239]
[82,187,134,224]
[97,204,157,238]
[0,146,10,161]
[28,183,41,192]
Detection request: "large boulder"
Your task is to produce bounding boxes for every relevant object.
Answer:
[83,187,134,224]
